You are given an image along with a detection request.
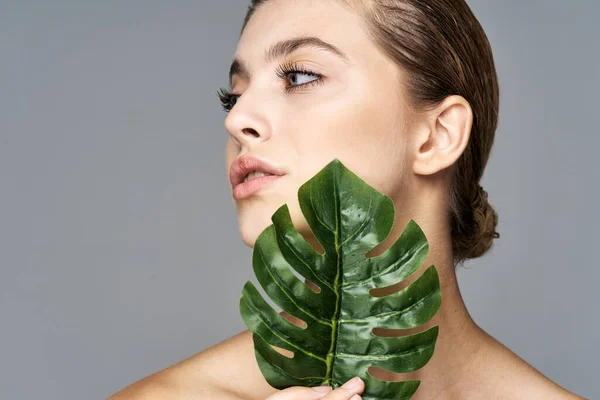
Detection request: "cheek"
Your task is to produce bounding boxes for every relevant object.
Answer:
[290,85,408,197]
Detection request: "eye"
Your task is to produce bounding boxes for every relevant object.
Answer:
[216,87,239,113]
[288,71,317,85]
[217,61,324,113]
[275,61,323,93]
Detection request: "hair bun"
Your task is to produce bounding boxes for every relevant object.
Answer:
[471,183,500,245]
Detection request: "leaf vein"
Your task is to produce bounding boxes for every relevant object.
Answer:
[259,250,332,327]
[261,354,326,382]
[335,341,434,359]
[341,241,428,287]
[338,289,438,323]
[310,185,334,233]
[279,232,333,292]
[243,296,327,362]
[339,195,372,248]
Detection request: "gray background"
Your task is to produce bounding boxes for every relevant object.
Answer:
[1,1,598,399]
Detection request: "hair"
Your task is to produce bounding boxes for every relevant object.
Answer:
[239,0,500,267]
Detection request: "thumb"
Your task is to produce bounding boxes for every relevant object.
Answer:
[325,377,365,399]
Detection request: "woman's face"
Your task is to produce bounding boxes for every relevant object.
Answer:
[224,0,414,248]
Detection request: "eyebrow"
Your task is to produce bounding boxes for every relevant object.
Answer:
[228,36,349,88]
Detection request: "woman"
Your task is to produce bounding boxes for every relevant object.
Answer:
[109,0,585,399]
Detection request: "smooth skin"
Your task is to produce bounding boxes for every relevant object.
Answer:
[108,1,586,399]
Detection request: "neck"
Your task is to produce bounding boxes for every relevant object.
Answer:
[299,187,486,397]
[363,210,486,399]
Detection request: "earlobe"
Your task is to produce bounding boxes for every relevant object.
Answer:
[412,95,472,176]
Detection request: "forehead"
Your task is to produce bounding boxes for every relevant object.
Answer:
[234,0,368,67]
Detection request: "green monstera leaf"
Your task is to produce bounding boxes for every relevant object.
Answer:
[239,158,441,400]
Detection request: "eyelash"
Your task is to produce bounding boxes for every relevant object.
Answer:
[216,61,324,113]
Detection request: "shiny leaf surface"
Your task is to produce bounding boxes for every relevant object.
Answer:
[239,159,442,399]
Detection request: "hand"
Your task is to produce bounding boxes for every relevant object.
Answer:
[265,377,364,400]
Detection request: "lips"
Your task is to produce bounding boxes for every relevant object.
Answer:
[229,154,286,190]
[232,174,282,200]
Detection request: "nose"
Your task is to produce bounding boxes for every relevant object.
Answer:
[224,89,272,149]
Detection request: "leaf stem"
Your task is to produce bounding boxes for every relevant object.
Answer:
[322,178,343,387]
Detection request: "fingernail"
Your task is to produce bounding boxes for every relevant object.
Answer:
[312,385,332,393]
[342,377,362,389]
[350,395,362,400]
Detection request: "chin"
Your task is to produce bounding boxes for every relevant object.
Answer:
[239,230,257,248]
[235,198,312,249]
[236,208,275,248]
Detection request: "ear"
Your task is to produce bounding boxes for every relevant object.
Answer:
[412,95,473,176]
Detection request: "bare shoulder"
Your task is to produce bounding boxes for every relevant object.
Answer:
[466,331,587,400]
[483,369,587,400]
[106,328,278,400]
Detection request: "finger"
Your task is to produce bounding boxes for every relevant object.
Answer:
[265,385,333,399]
[321,377,364,399]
